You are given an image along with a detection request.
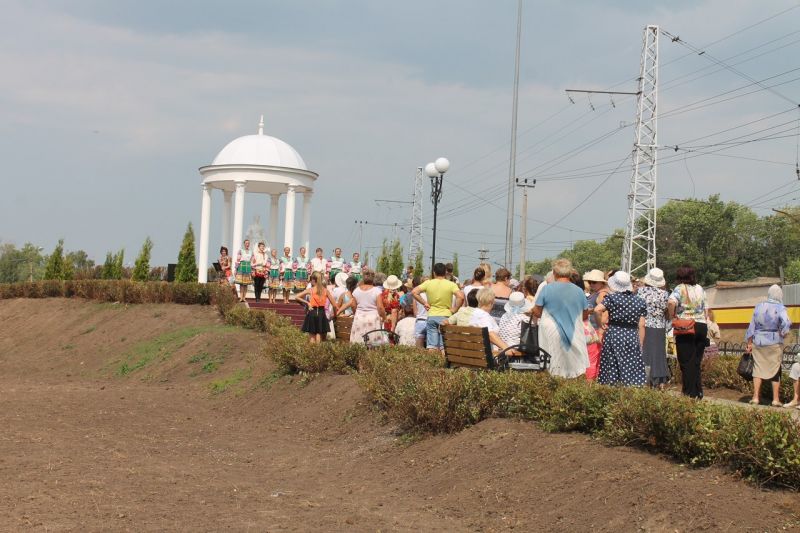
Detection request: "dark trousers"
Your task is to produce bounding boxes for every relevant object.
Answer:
[253,276,266,301]
[675,321,708,398]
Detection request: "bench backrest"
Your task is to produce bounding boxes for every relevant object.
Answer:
[334,315,354,342]
[442,325,495,369]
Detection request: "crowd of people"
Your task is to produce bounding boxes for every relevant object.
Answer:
[220,240,797,403]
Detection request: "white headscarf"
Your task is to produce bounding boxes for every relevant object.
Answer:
[767,284,783,303]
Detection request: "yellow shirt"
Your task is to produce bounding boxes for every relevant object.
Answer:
[419,278,460,317]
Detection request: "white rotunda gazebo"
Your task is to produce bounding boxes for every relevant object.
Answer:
[196,117,318,283]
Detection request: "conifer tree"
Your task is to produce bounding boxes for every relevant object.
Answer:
[132,237,153,281]
[388,239,404,277]
[377,239,390,274]
[414,250,424,277]
[452,253,459,278]
[43,239,66,280]
[175,223,197,282]
[111,249,125,279]
[102,252,114,279]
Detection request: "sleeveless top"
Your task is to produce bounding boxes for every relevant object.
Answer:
[309,290,327,308]
[353,286,381,314]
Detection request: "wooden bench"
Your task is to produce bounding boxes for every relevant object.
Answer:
[334,315,354,343]
[441,325,499,370]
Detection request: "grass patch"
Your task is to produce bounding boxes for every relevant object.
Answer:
[210,368,252,394]
[116,325,231,376]
[80,325,96,335]
[61,344,75,351]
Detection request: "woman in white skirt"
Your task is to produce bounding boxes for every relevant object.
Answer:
[340,270,386,344]
[532,258,589,379]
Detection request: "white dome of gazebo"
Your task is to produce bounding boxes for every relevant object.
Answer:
[212,134,308,169]
[195,116,318,283]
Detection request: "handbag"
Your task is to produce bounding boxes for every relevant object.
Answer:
[671,285,696,336]
[671,318,695,336]
[737,351,754,381]
[519,314,539,354]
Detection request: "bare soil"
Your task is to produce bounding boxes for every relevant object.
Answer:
[1,299,799,532]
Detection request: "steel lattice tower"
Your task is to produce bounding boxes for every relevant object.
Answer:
[622,25,659,276]
[408,166,423,264]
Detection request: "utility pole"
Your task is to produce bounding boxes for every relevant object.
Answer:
[408,167,423,264]
[355,220,367,257]
[622,25,659,276]
[516,178,536,278]
[505,0,522,269]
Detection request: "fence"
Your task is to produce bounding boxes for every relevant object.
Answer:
[717,341,799,370]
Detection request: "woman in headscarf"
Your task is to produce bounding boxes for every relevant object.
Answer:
[594,271,647,386]
[745,284,792,406]
[532,258,589,379]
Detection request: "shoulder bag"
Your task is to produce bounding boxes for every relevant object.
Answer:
[737,350,754,381]
[671,284,696,336]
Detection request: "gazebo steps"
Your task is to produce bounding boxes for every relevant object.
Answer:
[247,300,306,327]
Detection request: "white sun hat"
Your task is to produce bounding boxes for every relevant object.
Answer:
[608,271,633,293]
[643,267,666,288]
[383,275,402,290]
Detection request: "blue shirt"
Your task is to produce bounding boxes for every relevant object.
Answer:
[536,281,588,348]
[745,300,791,346]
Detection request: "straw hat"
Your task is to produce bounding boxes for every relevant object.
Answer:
[608,271,633,293]
[583,269,607,283]
[503,291,532,314]
[643,267,666,288]
[334,272,348,289]
[383,275,402,290]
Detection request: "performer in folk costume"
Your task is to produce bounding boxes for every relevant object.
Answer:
[294,246,310,292]
[267,247,281,304]
[251,242,269,302]
[218,246,233,286]
[234,239,253,303]
[280,246,294,304]
[310,247,326,275]
[347,252,363,282]
[329,247,345,284]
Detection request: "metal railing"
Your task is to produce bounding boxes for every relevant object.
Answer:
[717,341,800,369]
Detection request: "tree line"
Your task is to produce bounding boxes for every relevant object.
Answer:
[0,223,199,283]
[526,195,800,287]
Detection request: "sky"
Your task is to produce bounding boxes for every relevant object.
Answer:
[2,0,799,271]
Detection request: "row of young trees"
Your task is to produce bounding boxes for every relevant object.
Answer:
[526,196,800,286]
[1,223,199,283]
[374,239,459,279]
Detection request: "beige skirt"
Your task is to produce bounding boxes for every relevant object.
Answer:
[752,344,783,379]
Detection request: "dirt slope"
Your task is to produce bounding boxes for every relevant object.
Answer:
[1,299,798,532]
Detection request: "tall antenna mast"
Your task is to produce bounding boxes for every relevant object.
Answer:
[408,166,424,264]
[505,0,522,269]
[622,25,659,276]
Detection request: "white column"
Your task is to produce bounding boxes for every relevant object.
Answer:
[232,181,246,260]
[269,193,280,250]
[221,190,232,249]
[301,190,312,254]
[284,185,296,251]
[198,184,212,283]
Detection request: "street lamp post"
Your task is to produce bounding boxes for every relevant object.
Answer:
[425,157,449,274]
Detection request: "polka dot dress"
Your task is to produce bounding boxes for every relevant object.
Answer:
[598,291,647,386]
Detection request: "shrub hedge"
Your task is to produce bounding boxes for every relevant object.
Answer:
[356,349,800,488]
[0,279,236,307]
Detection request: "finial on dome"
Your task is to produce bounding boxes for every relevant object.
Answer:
[258,115,264,135]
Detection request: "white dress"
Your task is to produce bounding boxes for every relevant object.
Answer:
[538,308,589,378]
